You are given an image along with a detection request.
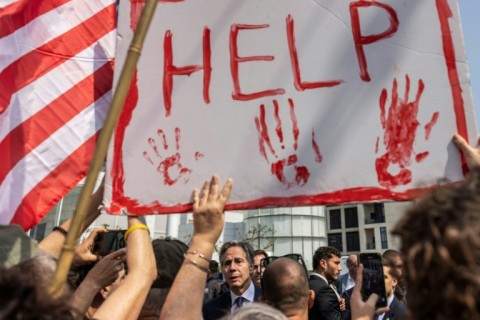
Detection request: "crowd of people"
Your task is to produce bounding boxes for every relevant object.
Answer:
[1,133,480,320]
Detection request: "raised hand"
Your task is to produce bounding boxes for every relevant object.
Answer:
[192,175,233,246]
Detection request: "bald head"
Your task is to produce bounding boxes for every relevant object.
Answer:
[262,258,310,316]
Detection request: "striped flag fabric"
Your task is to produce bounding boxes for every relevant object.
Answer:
[0,0,116,230]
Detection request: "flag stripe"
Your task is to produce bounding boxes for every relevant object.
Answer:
[0,62,113,185]
[0,3,116,112]
[0,30,116,142]
[0,94,109,224]
[1,0,115,229]
[10,134,99,230]
[0,0,114,71]
[0,0,69,38]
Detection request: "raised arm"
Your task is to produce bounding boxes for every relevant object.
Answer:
[93,216,157,320]
[38,180,104,259]
[160,175,233,320]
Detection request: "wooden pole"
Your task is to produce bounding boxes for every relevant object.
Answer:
[49,0,158,297]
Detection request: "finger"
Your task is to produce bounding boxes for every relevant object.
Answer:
[375,307,390,316]
[199,179,210,206]
[208,175,220,202]
[365,293,379,307]
[84,228,107,244]
[104,248,127,260]
[192,188,200,212]
[219,178,233,204]
[453,133,473,155]
[352,264,363,299]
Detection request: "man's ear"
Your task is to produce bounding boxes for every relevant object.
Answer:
[320,259,327,270]
[308,290,315,309]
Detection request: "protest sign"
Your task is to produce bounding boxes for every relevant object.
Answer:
[104,0,476,214]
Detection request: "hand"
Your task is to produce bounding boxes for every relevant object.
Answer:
[351,265,389,320]
[73,228,107,265]
[85,248,127,290]
[453,133,480,170]
[192,175,233,246]
[339,297,346,312]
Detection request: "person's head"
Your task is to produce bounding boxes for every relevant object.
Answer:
[253,249,268,286]
[0,266,74,319]
[392,168,480,320]
[346,254,358,280]
[209,260,220,275]
[220,241,254,296]
[221,303,288,320]
[138,238,188,319]
[312,246,342,282]
[262,257,314,319]
[382,260,399,299]
[382,249,404,279]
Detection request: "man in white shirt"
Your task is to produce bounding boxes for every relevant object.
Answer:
[336,254,358,295]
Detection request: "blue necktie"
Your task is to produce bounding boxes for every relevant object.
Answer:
[234,296,245,309]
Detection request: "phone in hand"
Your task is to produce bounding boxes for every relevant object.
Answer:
[91,230,127,256]
[358,252,388,308]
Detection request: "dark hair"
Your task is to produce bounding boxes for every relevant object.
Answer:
[254,249,268,259]
[209,260,219,273]
[392,168,480,320]
[0,266,74,319]
[382,259,399,281]
[312,246,341,270]
[220,241,254,265]
[382,249,402,263]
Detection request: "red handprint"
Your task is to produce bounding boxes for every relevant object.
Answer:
[143,127,203,186]
[255,99,323,189]
[375,75,439,188]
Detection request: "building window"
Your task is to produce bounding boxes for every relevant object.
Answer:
[329,209,341,230]
[380,227,388,249]
[365,203,385,224]
[346,231,360,252]
[328,233,343,252]
[344,207,358,228]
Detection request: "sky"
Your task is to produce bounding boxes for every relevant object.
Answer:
[459,1,480,132]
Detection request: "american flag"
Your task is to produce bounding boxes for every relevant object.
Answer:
[0,0,116,230]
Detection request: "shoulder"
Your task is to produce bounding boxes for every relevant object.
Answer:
[203,292,231,316]
[387,297,408,318]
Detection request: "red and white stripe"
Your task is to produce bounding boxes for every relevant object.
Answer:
[0,0,116,230]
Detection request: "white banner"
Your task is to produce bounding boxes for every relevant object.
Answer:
[104,0,476,215]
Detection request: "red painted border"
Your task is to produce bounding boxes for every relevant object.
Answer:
[108,0,469,215]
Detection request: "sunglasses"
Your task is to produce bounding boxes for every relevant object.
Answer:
[260,253,309,278]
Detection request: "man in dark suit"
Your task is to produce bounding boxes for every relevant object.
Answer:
[376,261,407,320]
[309,246,344,320]
[202,241,262,320]
[341,259,407,320]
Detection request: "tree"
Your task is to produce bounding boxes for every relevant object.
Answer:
[242,223,276,251]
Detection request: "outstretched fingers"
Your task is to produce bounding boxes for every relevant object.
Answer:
[199,179,210,207]
[219,178,233,204]
[207,175,220,202]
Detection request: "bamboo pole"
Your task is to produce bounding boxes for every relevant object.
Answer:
[49,0,159,297]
